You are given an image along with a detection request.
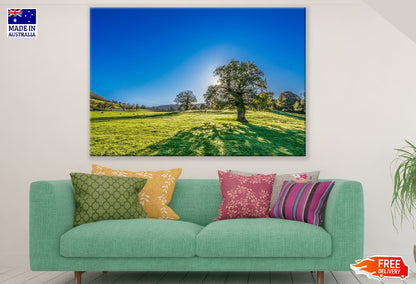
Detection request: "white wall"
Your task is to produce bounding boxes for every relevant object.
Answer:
[364,0,416,44]
[1,0,416,268]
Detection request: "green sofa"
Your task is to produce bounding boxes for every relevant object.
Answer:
[30,179,364,284]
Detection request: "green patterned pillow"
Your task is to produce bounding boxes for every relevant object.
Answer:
[70,173,148,226]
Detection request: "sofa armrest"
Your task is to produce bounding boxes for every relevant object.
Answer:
[322,180,364,265]
[30,180,75,270]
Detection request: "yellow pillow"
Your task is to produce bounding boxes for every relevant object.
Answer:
[91,164,182,220]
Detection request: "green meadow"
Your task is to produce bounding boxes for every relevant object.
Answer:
[90,110,305,156]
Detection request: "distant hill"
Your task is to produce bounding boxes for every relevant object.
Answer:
[90,91,109,102]
[89,92,206,112]
[90,91,122,111]
[151,104,178,111]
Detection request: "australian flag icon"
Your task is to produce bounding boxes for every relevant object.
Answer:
[8,9,36,24]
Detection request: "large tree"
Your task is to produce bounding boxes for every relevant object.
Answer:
[174,90,197,111]
[203,60,268,122]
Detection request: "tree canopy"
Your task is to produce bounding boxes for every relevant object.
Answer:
[275,91,305,114]
[203,60,270,122]
[174,90,197,111]
[253,91,274,111]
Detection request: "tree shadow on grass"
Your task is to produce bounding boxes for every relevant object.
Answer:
[140,122,305,156]
[90,111,180,122]
[271,111,306,121]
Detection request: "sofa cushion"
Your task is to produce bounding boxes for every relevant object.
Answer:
[70,173,148,227]
[92,165,182,220]
[60,219,203,257]
[270,181,335,226]
[196,218,331,257]
[215,171,276,221]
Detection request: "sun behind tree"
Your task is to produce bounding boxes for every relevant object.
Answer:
[204,59,271,122]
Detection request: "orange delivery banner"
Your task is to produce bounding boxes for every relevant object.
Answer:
[351,255,409,280]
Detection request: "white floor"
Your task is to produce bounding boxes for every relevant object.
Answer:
[1,268,416,284]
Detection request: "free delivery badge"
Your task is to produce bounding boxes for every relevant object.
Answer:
[351,255,409,280]
[7,9,37,38]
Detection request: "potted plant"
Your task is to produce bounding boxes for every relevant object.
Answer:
[391,140,416,258]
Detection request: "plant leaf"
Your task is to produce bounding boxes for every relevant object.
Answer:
[391,140,416,230]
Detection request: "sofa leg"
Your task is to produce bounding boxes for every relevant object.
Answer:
[75,271,83,284]
[317,271,324,284]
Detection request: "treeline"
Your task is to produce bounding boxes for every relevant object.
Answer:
[90,90,305,114]
[274,91,306,114]
[173,89,306,114]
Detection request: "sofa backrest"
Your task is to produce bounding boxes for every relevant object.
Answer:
[170,178,335,226]
[169,179,222,226]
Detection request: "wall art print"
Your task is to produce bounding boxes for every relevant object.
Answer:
[90,8,306,156]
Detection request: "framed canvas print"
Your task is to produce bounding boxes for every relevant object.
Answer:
[90,8,306,156]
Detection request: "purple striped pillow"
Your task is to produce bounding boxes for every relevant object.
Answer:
[269,181,335,226]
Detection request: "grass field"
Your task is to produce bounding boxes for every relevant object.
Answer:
[90,109,306,156]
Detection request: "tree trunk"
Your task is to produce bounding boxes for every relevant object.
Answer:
[237,108,248,122]
[185,97,189,110]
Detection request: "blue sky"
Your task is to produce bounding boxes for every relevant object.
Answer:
[90,8,305,106]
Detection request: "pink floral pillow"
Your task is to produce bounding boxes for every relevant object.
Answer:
[214,170,276,221]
